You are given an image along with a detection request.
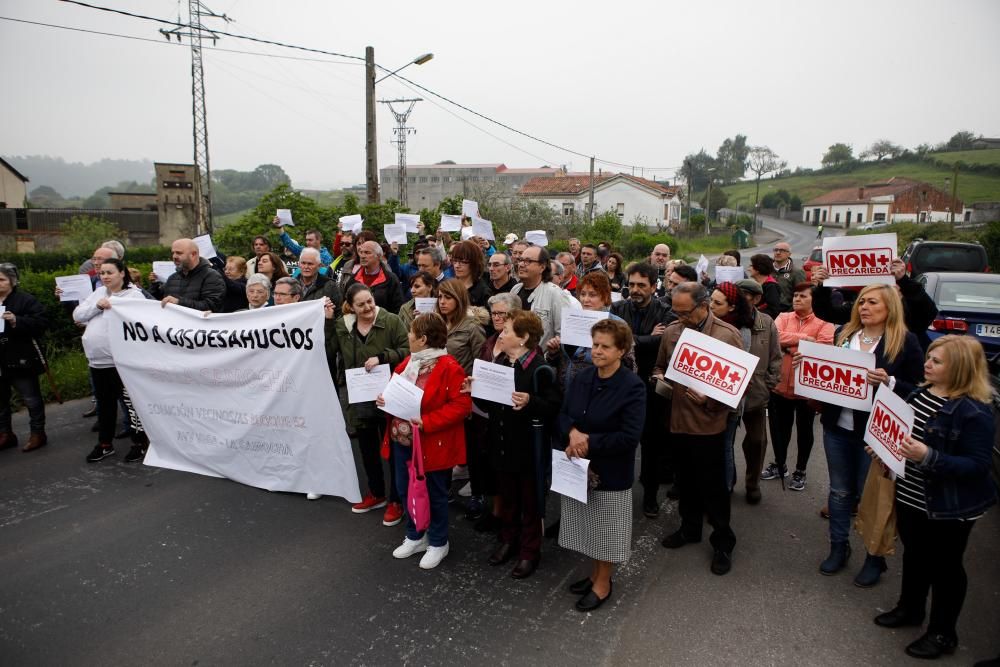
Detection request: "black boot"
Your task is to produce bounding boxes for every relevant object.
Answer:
[819,541,851,575]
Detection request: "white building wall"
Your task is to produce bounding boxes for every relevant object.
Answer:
[591,181,665,226]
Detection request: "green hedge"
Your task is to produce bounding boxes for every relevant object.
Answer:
[4,246,170,273]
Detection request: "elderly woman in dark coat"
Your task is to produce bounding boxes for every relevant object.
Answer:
[464,310,560,580]
[0,263,48,452]
[556,318,645,612]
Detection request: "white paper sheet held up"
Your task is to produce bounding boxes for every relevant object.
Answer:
[55,274,94,302]
[193,234,217,259]
[524,229,548,247]
[471,359,515,406]
[345,364,391,404]
[560,309,610,347]
[0,305,5,333]
[439,214,462,232]
[152,261,177,283]
[715,266,744,284]
[696,254,709,278]
[339,214,363,233]
[378,373,424,422]
[471,217,495,240]
[460,226,475,240]
[610,291,623,303]
[383,223,408,245]
[462,199,480,218]
[395,213,421,233]
[414,297,437,314]
[276,209,295,226]
[551,451,590,503]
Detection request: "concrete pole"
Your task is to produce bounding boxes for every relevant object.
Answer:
[365,46,379,204]
[588,156,595,222]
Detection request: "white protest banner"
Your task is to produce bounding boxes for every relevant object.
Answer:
[665,327,758,409]
[193,234,217,259]
[715,266,744,284]
[439,214,462,232]
[55,274,94,302]
[379,373,423,422]
[395,213,421,233]
[462,199,480,219]
[414,297,437,314]
[696,255,709,278]
[106,300,361,502]
[864,384,912,478]
[472,216,495,241]
[524,230,548,247]
[560,309,610,348]
[276,208,295,227]
[152,261,177,283]
[339,214,363,233]
[471,359,515,406]
[794,340,876,411]
[822,232,897,287]
[383,223,408,245]
[551,451,589,503]
[460,226,475,240]
[345,364,391,405]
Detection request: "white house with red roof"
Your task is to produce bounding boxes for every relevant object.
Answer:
[802,177,966,228]
[519,173,682,228]
[378,162,563,209]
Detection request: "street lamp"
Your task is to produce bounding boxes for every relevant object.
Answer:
[365,50,434,204]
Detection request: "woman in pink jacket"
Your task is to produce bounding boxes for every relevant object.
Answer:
[763,282,835,491]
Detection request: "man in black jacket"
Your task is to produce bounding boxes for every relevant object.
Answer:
[150,239,226,313]
[610,262,676,518]
[297,247,342,310]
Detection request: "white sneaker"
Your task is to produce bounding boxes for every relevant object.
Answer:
[452,465,469,481]
[458,481,472,497]
[392,535,428,559]
[306,493,322,500]
[419,543,449,569]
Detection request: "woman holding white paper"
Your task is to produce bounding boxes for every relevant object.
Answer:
[556,319,645,612]
[379,313,472,570]
[544,272,635,392]
[462,310,561,579]
[326,284,409,524]
[73,258,148,463]
[397,271,438,332]
[815,283,924,587]
[872,335,996,659]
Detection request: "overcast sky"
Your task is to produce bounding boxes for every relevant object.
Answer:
[2,0,999,189]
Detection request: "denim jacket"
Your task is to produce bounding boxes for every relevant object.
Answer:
[909,392,998,520]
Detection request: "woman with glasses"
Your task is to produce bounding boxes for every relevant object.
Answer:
[449,240,490,309]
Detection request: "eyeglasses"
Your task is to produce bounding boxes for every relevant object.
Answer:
[490,311,510,319]
[451,259,469,265]
[517,258,543,265]
[773,247,790,253]
[273,291,294,297]
[672,306,699,318]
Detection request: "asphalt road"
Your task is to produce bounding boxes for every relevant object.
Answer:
[744,214,841,263]
[2,394,998,665]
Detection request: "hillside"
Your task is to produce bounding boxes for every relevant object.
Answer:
[721,158,1000,207]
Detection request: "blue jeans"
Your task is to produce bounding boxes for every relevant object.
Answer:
[0,372,46,433]
[392,441,452,547]
[823,426,871,544]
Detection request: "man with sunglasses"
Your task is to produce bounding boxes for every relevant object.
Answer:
[771,242,805,311]
[610,262,675,518]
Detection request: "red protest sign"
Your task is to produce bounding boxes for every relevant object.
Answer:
[821,232,897,287]
[665,328,757,409]
[863,385,912,478]
[794,341,876,411]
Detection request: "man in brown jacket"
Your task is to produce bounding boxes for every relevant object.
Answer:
[653,282,742,575]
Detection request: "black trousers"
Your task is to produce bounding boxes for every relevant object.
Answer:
[767,393,816,472]
[91,366,124,444]
[674,431,736,553]
[896,501,976,640]
[639,390,671,502]
[356,420,397,502]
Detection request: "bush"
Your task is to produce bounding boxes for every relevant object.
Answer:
[5,246,170,273]
[60,216,127,256]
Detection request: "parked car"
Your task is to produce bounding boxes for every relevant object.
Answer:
[902,239,989,278]
[919,272,1000,361]
[802,245,822,281]
[858,220,891,231]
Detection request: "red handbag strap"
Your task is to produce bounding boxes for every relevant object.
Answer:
[411,426,425,476]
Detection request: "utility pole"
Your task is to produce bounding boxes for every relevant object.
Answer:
[378,98,421,207]
[588,156,595,222]
[705,178,713,236]
[685,159,692,231]
[949,162,959,225]
[365,46,379,204]
[160,2,230,234]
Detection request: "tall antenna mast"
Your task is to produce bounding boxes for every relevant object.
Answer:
[160,2,230,233]
[378,98,421,207]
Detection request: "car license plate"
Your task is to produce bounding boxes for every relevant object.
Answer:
[976,324,1000,337]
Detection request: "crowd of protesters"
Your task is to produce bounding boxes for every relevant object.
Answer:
[0,215,997,660]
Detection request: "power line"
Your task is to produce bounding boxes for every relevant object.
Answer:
[0,15,362,64]
[52,0,677,174]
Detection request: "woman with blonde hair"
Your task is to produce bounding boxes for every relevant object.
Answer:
[872,335,997,659]
[816,283,924,586]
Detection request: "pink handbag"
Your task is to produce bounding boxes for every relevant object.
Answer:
[407,428,431,533]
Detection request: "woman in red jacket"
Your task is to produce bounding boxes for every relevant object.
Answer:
[377,312,472,570]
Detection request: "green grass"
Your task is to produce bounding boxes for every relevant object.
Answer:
[931,149,1000,167]
[722,162,1000,207]
[214,209,252,228]
[43,349,92,404]
[675,233,747,260]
